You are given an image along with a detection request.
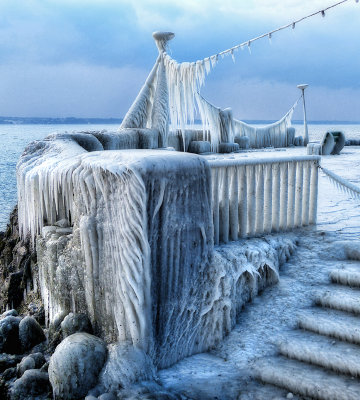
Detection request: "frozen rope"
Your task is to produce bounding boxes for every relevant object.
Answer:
[320,165,360,199]
[164,0,357,77]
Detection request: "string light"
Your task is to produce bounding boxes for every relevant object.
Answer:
[197,0,355,64]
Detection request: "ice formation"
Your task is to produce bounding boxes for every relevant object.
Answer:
[15,31,320,376]
[117,30,301,153]
[16,126,301,370]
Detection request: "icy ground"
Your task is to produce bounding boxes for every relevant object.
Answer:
[158,146,360,399]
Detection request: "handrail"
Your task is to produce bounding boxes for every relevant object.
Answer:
[209,156,320,244]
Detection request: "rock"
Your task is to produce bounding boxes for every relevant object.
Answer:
[61,313,92,338]
[10,369,51,400]
[48,312,67,354]
[0,354,22,372]
[1,309,18,319]
[40,362,49,373]
[18,316,46,352]
[17,356,35,377]
[286,393,294,399]
[99,342,156,392]
[3,366,16,380]
[49,332,107,400]
[5,271,24,310]
[85,396,98,400]
[29,352,46,369]
[99,393,117,400]
[0,316,22,354]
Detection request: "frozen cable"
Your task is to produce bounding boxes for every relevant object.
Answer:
[320,165,360,199]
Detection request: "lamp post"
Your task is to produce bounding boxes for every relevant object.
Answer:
[297,84,309,146]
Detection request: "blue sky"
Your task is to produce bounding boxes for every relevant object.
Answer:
[0,0,359,120]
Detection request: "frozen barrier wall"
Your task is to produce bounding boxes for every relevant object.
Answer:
[209,156,320,244]
[17,132,297,369]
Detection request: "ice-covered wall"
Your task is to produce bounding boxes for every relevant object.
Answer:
[17,131,297,369]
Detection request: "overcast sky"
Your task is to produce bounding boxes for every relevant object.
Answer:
[0,0,359,121]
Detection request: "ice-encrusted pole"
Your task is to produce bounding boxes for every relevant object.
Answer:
[151,31,174,147]
[120,31,174,143]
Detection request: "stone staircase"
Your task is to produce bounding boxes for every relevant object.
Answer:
[254,260,360,400]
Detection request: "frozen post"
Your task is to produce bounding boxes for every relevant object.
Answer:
[297,84,309,146]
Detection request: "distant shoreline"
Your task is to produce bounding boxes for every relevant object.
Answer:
[0,117,359,126]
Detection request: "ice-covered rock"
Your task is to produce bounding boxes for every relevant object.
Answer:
[10,369,50,400]
[60,313,92,338]
[48,332,107,400]
[0,316,22,354]
[17,356,35,377]
[17,353,46,377]
[99,342,156,392]
[0,354,22,372]
[19,316,46,351]
[1,309,18,319]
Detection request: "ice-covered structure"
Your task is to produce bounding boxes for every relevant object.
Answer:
[16,32,318,372]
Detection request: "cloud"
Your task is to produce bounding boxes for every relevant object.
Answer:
[0,63,149,117]
[0,0,358,119]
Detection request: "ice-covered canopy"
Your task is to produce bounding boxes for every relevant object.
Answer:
[120,31,299,151]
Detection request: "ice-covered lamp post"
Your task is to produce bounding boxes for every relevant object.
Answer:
[297,84,309,146]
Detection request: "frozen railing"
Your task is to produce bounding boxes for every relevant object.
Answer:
[208,155,320,244]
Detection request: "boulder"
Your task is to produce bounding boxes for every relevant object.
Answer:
[0,316,22,354]
[1,309,18,319]
[10,369,51,400]
[60,313,92,338]
[99,342,156,392]
[17,357,35,377]
[18,316,46,352]
[48,332,107,400]
[98,393,117,400]
[0,354,22,373]
[17,353,46,376]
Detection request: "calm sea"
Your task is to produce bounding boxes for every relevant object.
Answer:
[1,123,359,230]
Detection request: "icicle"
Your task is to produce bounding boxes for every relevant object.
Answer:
[268,33,272,45]
[230,49,235,63]
[204,57,211,74]
[321,10,326,17]
[292,22,296,29]
[210,55,218,68]
[247,41,252,54]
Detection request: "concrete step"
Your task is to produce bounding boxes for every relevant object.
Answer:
[255,356,360,400]
[330,268,360,287]
[298,308,360,344]
[278,331,360,377]
[314,286,360,314]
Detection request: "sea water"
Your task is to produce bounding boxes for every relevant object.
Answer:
[0,123,359,230]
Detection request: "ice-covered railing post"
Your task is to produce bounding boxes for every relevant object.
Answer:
[209,155,320,244]
[120,31,174,148]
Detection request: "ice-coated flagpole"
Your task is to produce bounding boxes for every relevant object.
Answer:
[297,84,309,146]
